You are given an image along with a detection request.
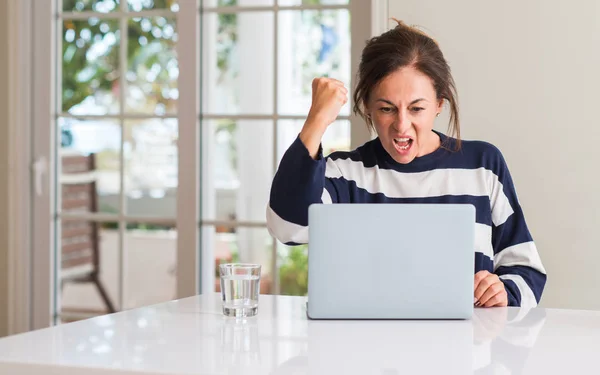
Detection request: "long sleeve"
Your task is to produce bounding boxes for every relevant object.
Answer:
[489,148,547,307]
[266,136,339,245]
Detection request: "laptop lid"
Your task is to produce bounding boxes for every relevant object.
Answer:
[307,203,475,319]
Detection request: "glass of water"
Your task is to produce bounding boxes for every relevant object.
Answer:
[219,263,261,317]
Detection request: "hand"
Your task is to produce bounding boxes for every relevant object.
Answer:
[306,77,348,128]
[474,270,508,308]
[300,77,348,159]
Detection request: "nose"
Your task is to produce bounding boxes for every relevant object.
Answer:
[395,109,412,134]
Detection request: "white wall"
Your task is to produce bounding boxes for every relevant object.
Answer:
[387,0,600,310]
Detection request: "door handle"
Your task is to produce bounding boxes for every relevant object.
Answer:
[32,156,48,196]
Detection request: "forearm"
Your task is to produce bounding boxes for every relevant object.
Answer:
[299,119,328,159]
[267,136,329,244]
[495,265,547,308]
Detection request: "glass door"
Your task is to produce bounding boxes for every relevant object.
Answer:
[199,0,352,296]
[30,0,374,328]
[44,0,183,324]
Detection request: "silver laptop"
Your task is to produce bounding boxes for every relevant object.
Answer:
[307,203,475,320]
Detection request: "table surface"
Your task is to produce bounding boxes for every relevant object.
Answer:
[0,294,599,374]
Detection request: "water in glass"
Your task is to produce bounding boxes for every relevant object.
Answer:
[220,264,261,317]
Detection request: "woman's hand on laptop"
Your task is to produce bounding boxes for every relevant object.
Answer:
[473,271,508,307]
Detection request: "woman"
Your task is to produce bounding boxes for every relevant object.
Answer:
[267,20,546,308]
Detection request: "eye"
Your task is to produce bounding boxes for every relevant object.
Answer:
[379,107,394,114]
[410,107,425,113]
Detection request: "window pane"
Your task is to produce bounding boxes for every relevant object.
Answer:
[62,19,120,115]
[279,0,348,5]
[202,12,274,114]
[63,0,120,13]
[126,17,178,115]
[276,119,350,162]
[125,223,177,308]
[278,243,308,296]
[124,119,178,217]
[204,225,275,294]
[201,119,273,222]
[127,0,179,12]
[60,219,119,317]
[278,9,350,116]
[59,118,121,215]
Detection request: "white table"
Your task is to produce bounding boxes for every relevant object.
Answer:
[0,294,599,374]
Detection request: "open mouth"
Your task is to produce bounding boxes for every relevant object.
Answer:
[393,137,413,153]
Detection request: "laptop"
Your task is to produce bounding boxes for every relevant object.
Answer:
[306,203,475,320]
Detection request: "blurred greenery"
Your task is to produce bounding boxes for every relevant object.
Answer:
[63,0,120,12]
[61,0,178,113]
[61,0,239,114]
[279,244,308,296]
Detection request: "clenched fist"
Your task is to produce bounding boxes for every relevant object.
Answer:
[300,77,348,159]
[306,77,348,127]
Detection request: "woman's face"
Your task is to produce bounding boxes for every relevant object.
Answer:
[366,66,444,164]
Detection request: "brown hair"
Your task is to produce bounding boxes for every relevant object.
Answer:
[353,19,461,150]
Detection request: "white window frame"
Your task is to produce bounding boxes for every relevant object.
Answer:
[31,0,57,330]
[176,0,200,298]
[1,0,34,336]
[26,0,383,330]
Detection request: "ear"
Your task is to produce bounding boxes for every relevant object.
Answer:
[436,99,444,115]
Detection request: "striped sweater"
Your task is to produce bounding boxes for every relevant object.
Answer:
[267,130,547,308]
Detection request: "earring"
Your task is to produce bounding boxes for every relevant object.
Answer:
[436,113,440,117]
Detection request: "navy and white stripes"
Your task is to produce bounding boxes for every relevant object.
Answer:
[267,131,546,307]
